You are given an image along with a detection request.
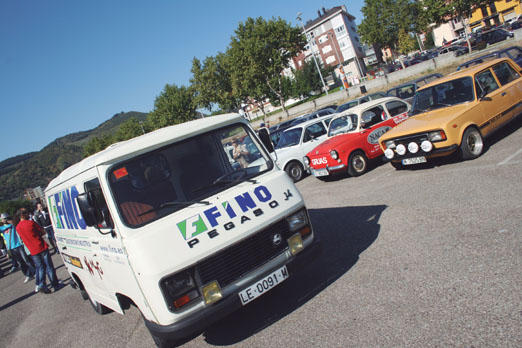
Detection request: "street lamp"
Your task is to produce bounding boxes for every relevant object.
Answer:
[297,12,328,95]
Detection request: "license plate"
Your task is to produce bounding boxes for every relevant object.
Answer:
[239,266,289,305]
[402,156,427,165]
[312,168,329,177]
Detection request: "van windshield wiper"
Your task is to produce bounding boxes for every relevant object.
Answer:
[192,169,257,193]
[137,200,210,216]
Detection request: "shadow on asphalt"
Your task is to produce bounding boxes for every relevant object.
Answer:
[0,291,37,311]
[199,205,386,346]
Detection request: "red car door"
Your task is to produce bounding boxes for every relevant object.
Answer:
[360,100,410,158]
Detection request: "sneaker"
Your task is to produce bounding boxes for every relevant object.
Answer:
[39,287,52,294]
[35,285,51,294]
[53,282,66,292]
[7,267,18,274]
[24,275,34,283]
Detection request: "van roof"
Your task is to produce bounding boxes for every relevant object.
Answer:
[45,113,243,192]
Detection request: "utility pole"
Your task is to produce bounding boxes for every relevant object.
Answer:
[297,12,328,95]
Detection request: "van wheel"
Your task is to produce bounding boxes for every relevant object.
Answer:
[348,151,368,177]
[460,127,483,160]
[87,290,111,315]
[285,161,304,182]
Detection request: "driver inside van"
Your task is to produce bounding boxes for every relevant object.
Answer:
[231,137,250,168]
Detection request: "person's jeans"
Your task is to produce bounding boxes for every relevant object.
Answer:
[31,249,58,289]
[44,226,57,251]
[10,246,35,276]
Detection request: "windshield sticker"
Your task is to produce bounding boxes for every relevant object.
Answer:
[177,185,285,249]
[113,167,129,180]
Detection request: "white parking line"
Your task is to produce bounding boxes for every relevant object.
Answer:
[498,147,522,165]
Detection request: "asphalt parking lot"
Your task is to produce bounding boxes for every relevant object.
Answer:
[1,117,522,348]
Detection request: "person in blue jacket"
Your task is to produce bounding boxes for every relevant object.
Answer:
[0,213,35,283]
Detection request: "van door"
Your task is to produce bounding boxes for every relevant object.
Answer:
[80,178,126,312]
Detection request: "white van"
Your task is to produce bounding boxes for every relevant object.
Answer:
[44,113,318,347]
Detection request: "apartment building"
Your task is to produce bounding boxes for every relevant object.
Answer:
[294,6,366,86]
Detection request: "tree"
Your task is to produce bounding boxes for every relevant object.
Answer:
[398,29,417,56]
[190,53,240,113]
[113,118,146,142]
[293,60,329,98]
[83,134,113,157]
[147,84,196,131]
[416,1,493,53]
[359,0,417,58]
[227,17,306,116]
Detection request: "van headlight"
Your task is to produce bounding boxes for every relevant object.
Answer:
[161,270,200,311]
[330,150,339,160]
[286,209,311,241]
[303,156,310,166]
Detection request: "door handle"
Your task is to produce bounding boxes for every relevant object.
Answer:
[91,240,99,245]
[61,246,67,250]
[501,92,507,96]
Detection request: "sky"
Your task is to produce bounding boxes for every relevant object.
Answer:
[0,0,365,162]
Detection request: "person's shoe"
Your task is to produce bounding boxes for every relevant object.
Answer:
[38,287,51,294]
[7,267,18,274]
[53,282,66,292]
[24,275,34,283]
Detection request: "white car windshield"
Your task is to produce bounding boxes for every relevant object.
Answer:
[275,128,302,149]
[328,114,358,136]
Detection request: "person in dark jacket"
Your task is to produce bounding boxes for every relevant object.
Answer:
[33,203,57,254]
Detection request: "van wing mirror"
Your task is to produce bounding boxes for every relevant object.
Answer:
[76,192,99,227]
[257,128,274,153]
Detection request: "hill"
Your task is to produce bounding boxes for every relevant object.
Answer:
[0,111,147,201]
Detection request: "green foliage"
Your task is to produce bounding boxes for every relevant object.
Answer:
[190,53,239,112]
[293,60,327,98]
[147,84,196,131]
[398,29,417,55]
[227,17,306,114]
[0,199,33,217]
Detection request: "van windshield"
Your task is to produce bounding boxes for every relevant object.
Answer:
[109,124,272,228]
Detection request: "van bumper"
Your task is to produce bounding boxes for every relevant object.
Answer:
[144,236,320,343]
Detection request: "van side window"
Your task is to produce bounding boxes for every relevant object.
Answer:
[84,178,112,229]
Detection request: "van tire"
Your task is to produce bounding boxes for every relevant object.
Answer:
[87,290,111,315]
[80,288,89,301]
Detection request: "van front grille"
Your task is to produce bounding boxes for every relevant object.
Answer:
[197,219,291,287]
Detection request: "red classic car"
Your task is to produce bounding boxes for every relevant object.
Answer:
[304,97,411,178]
